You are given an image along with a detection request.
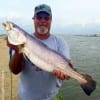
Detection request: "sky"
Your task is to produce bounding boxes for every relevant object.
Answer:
[1,0,100,34]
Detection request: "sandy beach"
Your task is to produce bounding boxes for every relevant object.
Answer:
[0,35,19,100]
[0,35,9,70]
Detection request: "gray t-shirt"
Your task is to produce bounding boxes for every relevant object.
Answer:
[18,34,71,100]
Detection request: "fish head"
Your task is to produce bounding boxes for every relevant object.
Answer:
[2,21,13,31]
[2,21,26,45]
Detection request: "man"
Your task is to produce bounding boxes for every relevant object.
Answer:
[7,4,73,100]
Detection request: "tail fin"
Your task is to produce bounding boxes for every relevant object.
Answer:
[80,74,96,96]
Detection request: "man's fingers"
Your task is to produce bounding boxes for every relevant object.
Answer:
[53,70,70,80]
[65,75,70,80]
[52,70,58,75]
[57,72,64,80]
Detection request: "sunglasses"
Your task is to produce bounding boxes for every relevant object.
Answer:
[35,15,50,21]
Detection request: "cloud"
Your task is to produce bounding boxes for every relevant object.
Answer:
[8,12,23,19]
[0,11,23,19]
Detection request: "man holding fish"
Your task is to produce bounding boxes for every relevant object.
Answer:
[3,4,96,100]
[6,4,73,100]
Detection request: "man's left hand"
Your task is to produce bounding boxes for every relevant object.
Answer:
[52,70,70,80]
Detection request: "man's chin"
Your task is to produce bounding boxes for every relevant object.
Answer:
[37,28,48,35]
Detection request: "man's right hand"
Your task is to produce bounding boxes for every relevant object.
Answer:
[6,37,19,52]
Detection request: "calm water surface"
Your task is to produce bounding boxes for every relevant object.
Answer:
[59,35,100,100]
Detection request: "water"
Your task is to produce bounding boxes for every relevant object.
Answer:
[59,35,100,100]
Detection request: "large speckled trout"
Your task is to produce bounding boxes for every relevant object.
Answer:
[2,21,96,96]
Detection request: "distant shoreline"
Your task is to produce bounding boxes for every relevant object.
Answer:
[0,33,6,36]
[0,34,7,39]
[75,34,100,37]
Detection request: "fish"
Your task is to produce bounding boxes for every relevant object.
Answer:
[2,21,96,96]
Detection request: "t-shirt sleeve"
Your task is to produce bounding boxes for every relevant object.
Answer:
[56,36,71,60]
[9,48,15,59]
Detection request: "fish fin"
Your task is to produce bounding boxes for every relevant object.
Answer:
[80,74,96,96]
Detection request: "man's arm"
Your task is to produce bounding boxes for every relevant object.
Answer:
[7,38,24,74]
[9,52,24,74]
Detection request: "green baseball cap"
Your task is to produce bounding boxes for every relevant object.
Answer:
[34,4,52,17]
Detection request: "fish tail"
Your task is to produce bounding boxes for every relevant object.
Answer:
[80,74,96,96]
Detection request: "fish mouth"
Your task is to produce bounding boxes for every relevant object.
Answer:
[2,21,13,31]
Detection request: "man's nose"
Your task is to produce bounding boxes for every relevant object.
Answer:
[39,21,47,26]
[40,18,47,22]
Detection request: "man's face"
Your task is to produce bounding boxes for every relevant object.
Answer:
[33,12,52,35]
